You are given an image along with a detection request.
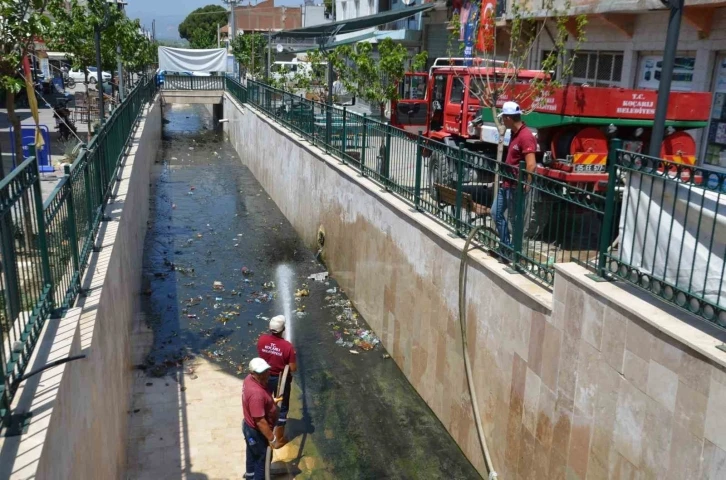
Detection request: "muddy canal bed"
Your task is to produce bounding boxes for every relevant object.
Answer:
[138,103,480,479]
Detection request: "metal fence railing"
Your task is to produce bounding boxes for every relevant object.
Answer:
[0,71,158,426]
[160,74,225,91]
[600,145,726,327]
[220,77,726,329]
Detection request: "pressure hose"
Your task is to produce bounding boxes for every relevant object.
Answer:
[459,225,497,479]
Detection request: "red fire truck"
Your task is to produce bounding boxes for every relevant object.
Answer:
[391,58,712,192]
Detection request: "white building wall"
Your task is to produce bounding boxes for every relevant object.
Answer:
[536,8,726,164]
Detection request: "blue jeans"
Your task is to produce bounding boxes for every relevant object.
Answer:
[267,374,292,426]
[243,422,268,479]
[491,187,514,247]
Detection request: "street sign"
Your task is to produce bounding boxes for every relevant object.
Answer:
[9,125,53,173]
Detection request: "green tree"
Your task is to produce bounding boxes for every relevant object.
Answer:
[189,26,217,49]
[229,33,267,79]
[178,4,227,48]
[330,38,427,117]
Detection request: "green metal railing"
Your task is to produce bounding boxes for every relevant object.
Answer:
[600,146,726,327]
[161,74,225,91]
[0,71,158,425]
[222,76,726,328]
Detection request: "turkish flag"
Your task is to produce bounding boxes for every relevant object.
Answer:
[475,0,496,54]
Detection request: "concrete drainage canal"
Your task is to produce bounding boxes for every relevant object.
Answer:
[125,103,481,479]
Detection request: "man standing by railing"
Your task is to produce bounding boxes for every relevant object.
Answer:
[490,101,537,259]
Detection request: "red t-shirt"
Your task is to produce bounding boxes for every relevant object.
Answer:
[242,374,278,429]
[257,333,296,376]
[502,123,537,188]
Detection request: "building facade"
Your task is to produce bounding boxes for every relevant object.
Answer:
[531,2,726,168]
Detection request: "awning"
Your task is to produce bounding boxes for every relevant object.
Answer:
[271,3,434,40]
[283,31,378,54]
[46,52,71,61]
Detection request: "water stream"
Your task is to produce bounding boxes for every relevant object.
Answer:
[139,103,480,479]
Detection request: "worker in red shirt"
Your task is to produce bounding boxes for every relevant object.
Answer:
[242,358,285,480]
[257,315,297,442]
[490,101,537,255]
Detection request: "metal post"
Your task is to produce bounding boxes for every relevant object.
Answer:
[63,166,81,302]
[383,123,392,189]
[95,27,105,123]
[325,62,333,148]
[29,145,53,309]
[513,160,527,266]
[341,107,347,161]
[361,114,368,175]
[598,139,622,277]
[228,0,238,77]
[0,141,20,323]
[266,30,271,81]
[455,147,464,233]
[414,131,423,211]
[218,23,221,48]
[116,44,124,102]
[649,0,684,158]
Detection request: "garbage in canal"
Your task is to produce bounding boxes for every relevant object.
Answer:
[349,350,359,355]
[326,288,337,294]
[295,288,309,297]
[382,354,391,359]
[213,281,224,291]
[296,311,307,318]
[215,297,223,301]
[308,272,328,282]
[241,266,252,276]
[187,314,198,319]
[185,296,202,307]
[177,266,194,275]
[263,281,275,290]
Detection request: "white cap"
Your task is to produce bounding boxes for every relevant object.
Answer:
[269,315,286,333]
[249,357,271,374]
[498,101,522,117]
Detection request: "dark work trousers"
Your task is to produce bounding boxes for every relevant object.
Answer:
[242,421,268,479]
[267,374,292,426]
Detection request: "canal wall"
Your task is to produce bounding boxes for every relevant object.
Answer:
[223,94,726,479]
[0,97,161,479]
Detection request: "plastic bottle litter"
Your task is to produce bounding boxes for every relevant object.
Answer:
[187,314,198,319]
[326,288,337,294]
[308,272,329,282]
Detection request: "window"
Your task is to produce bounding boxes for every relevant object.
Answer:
[449,77,466,103]
[568,51,624,87]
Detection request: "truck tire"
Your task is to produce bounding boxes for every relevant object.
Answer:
[428,150,455,202]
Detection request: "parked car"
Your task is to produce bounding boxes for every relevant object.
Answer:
[68,66,111,84]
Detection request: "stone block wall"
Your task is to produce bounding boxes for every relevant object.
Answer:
[223,94,726,479]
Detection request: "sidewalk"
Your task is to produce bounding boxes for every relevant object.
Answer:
[0,84,98,200]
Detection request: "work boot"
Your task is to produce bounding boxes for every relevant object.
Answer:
[274,425,286,443]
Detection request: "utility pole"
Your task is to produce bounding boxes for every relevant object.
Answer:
[649,0,685,158]
[217,23,221,48]
[152,19,156,41]
[223,0,239,76]
[94,1,111,125]
[115,1,127,102]
[266,30,271,80]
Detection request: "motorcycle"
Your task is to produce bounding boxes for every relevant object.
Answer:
[53,99,77,142]
[63,74,76,88]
